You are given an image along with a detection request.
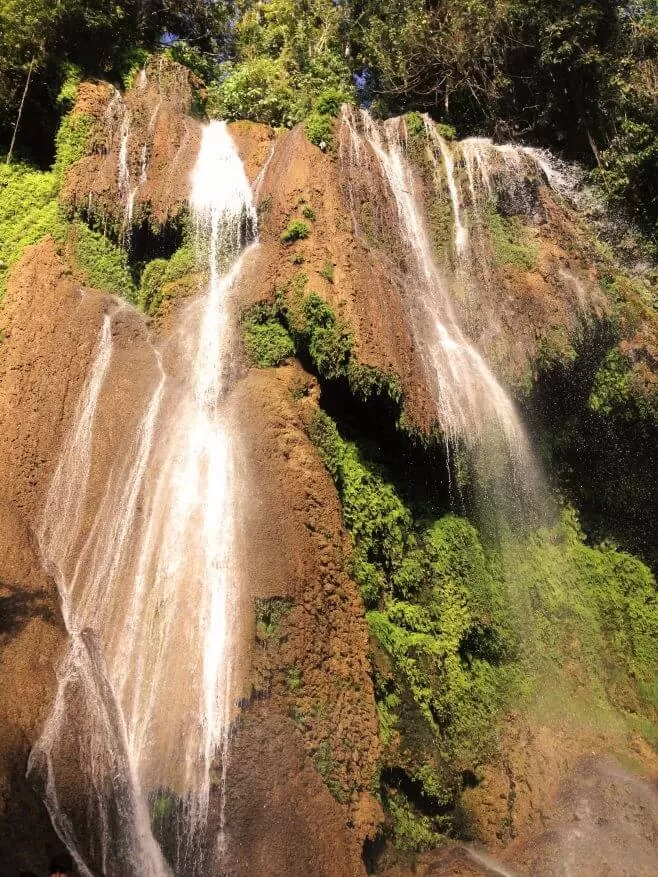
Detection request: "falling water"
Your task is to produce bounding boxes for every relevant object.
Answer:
[117,114,151,239]
[424,120,468,255]
[340,107,537,498]
[30,120,256,876]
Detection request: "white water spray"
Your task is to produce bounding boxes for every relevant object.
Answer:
[30,120,256,876]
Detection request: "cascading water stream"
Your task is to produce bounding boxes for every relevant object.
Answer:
[29,120,256,876]
[340,107,538,500]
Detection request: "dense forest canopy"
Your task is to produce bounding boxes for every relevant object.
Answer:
[1,0,657,238]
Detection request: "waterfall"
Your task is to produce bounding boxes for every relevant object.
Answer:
[424,120,468,256]
[340,107,538,499]
[117,114,150,240]
[30,120,256,876]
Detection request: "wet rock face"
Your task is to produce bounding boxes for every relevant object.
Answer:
[0,501,67,874]
[0,242,105,872]
[1,84,657,877]
[62,57,202,235]
[228,364,383,863]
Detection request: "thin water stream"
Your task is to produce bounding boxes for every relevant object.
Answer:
[340,107,539,503]
[29,120,256,876]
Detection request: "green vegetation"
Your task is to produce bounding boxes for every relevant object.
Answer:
[314,740,347,802]
[239,275,401,405]
[2,0,657,238]
[319,261,334,283]
[70,221,135,301]
[255,596,293,640]
[287,664,302,691]
[206,2,354,131]
[280,220,310,245]
[352,0,658,238]
[0,0,231,165]
[0,105,131,301]
[0,163,63,298]
[137,246,196,316]
[277,276,402,401]
[52,110,91,183]
[308,403,658,847]
[301,205,316,221]
[589,348,658,425]
[242,301,295,368]
[485,206,538,271]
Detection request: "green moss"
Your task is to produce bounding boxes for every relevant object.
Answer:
[314,740,347,802]
[71,221,136,301]
[485,205,538,271]
[0,164,64,299]
[137,246,197,315]
[308,405,658,838]
[150,790,176,822]
[387,792,446,852]
[287,664,302,691]
[428,196,454,262]
[53,111,93,184]
[536,326,578,370]
[280,219,310,244]
[242,301,295,368]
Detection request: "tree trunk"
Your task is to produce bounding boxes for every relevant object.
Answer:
[6,56,35,165]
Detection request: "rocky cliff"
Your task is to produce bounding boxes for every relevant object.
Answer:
[0,61,657,876]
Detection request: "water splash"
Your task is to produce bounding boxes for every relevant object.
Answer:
[340,107,537,499]
[30,120,256,876]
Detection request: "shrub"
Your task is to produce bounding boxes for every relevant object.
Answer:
[242,302,295,367]
[588,348,657,423]
[71,221,136,301]
[56,63,82,110]
[436,122,457,140]
[53,111,92,184]
[319,261,334,283]
[0,164,63,299]
[280,219,310,244]
[302,293,351,379]
[406,111,425,138]
[313,87,350,117]
[304,110,334,147]
[207,58,297,127]
[301,205,316,221]
[137,246,197,315]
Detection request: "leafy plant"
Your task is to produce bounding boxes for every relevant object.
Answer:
[280,219,310,244]
[319,261,334,283]
[242,301,295,367]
